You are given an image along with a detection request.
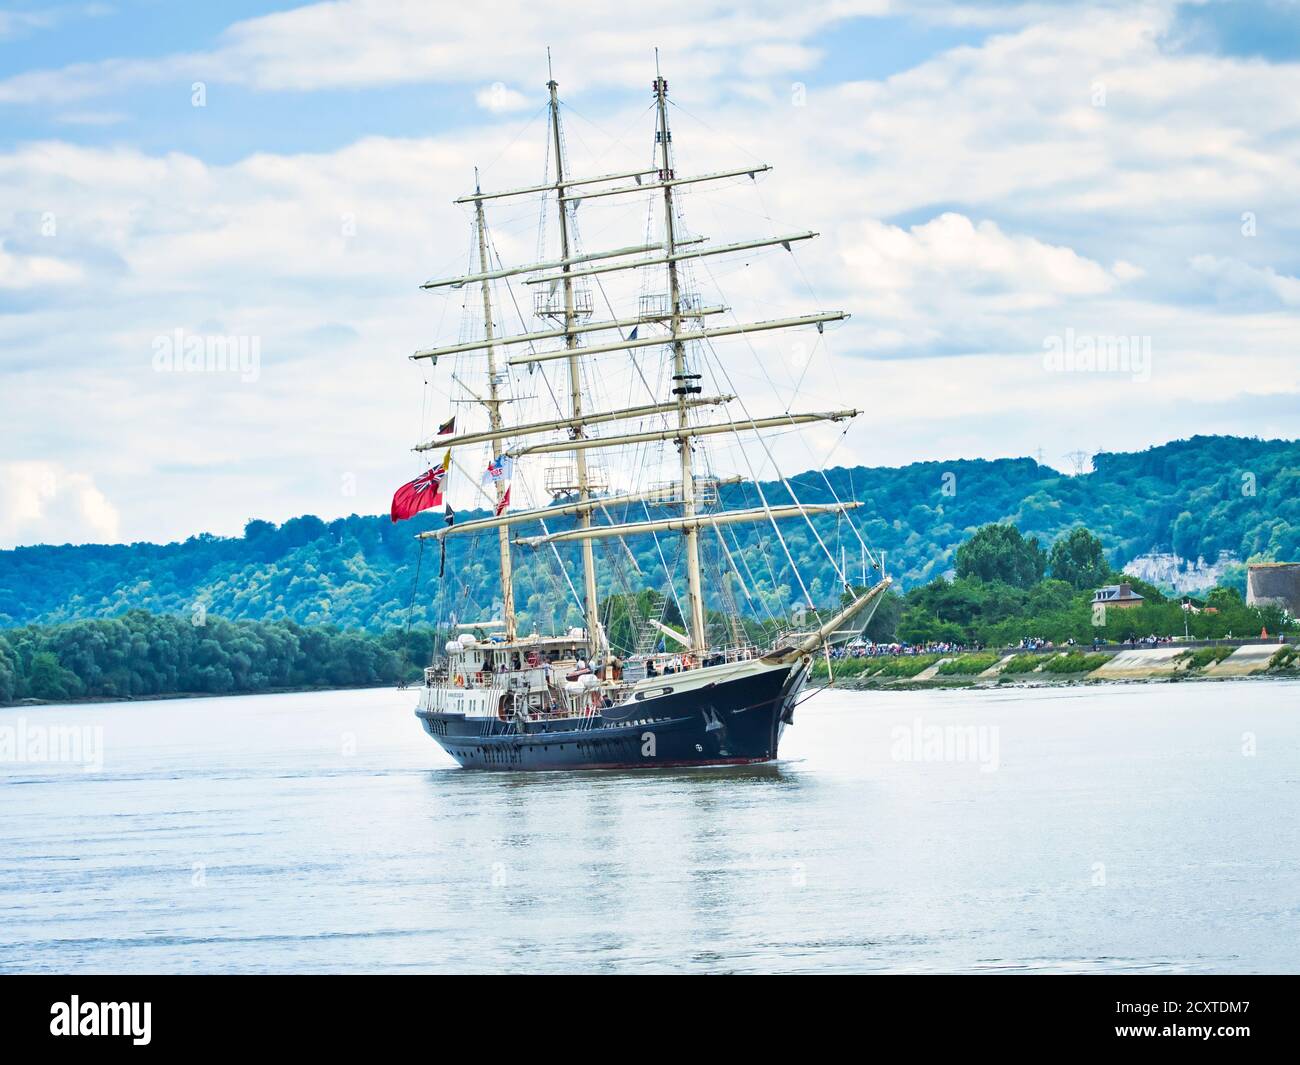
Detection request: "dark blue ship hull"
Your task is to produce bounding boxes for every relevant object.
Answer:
[417,660,807,771]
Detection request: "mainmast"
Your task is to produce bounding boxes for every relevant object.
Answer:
[653,65,707,655]
[472,173,516,641]
[547,74,603,660]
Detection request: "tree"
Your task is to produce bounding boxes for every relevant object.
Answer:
[1048,527,1111,590]
[0,637,17,703]
[839,585,903,642]
[27,651,80,701]
[896,604,965,645]
[1206,585,1244,610]
[863,587,903,642]
[954,524,1046,588]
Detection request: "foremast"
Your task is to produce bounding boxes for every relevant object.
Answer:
[547,76,603,662]
[472,173,516,641]
[653,68,707,656]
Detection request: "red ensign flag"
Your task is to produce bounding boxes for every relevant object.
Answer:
[390,467,444,522]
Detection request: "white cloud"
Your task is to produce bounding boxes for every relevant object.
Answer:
[0,1,1298,546]
[827,213,1136,357]
[0,0,891,103]
[474,83,531,113]
[0,462,120,548]
[0,241,83,288]
[845,213,1122,301]
[1189,253,1300,307]
[54,110,127,127]
[0,3,112,43]
[0,10,55,41]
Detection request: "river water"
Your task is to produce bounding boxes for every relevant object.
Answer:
[1,680,1297,973]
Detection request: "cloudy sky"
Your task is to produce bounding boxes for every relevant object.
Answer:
[1,0,1297,548]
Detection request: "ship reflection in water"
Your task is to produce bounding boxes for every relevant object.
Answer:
[2,680,1297,974]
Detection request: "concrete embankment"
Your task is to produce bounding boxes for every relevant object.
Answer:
[912,658,951,680]
[831,642,1296,689]
[979,654,1018,678]
[1204,644,1278,677]
[1090,647,1186,680]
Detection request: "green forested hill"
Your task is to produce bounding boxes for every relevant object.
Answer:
[1,434,1295,633]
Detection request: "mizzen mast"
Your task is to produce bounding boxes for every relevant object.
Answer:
[653,63,706,656]
[472,172,516,641]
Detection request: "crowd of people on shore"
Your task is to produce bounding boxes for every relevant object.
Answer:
[828,632,1195,661]
[1112,634,1179,648]
[830,640,983,660]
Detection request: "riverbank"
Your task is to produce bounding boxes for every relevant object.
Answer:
[834,671,1297,692]
[820,642,1299,690]
[0,611,437,708]
[0,680,410,710]
[11,644,1294,706]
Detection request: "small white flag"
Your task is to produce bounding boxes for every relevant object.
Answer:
[482,453,514,484]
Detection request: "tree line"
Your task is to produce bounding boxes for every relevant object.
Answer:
[856,523,1295,648]
[2,434,1295,637]
[0,610,437,705]
[2,522,1292,706]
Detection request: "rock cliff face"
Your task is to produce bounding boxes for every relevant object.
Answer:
[1124,549,1237,594]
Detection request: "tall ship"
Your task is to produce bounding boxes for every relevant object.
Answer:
[404,59,889,770]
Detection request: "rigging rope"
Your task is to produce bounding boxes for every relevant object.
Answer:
[397,536,428,685]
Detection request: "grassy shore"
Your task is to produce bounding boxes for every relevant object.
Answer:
[816,644,1300,689]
